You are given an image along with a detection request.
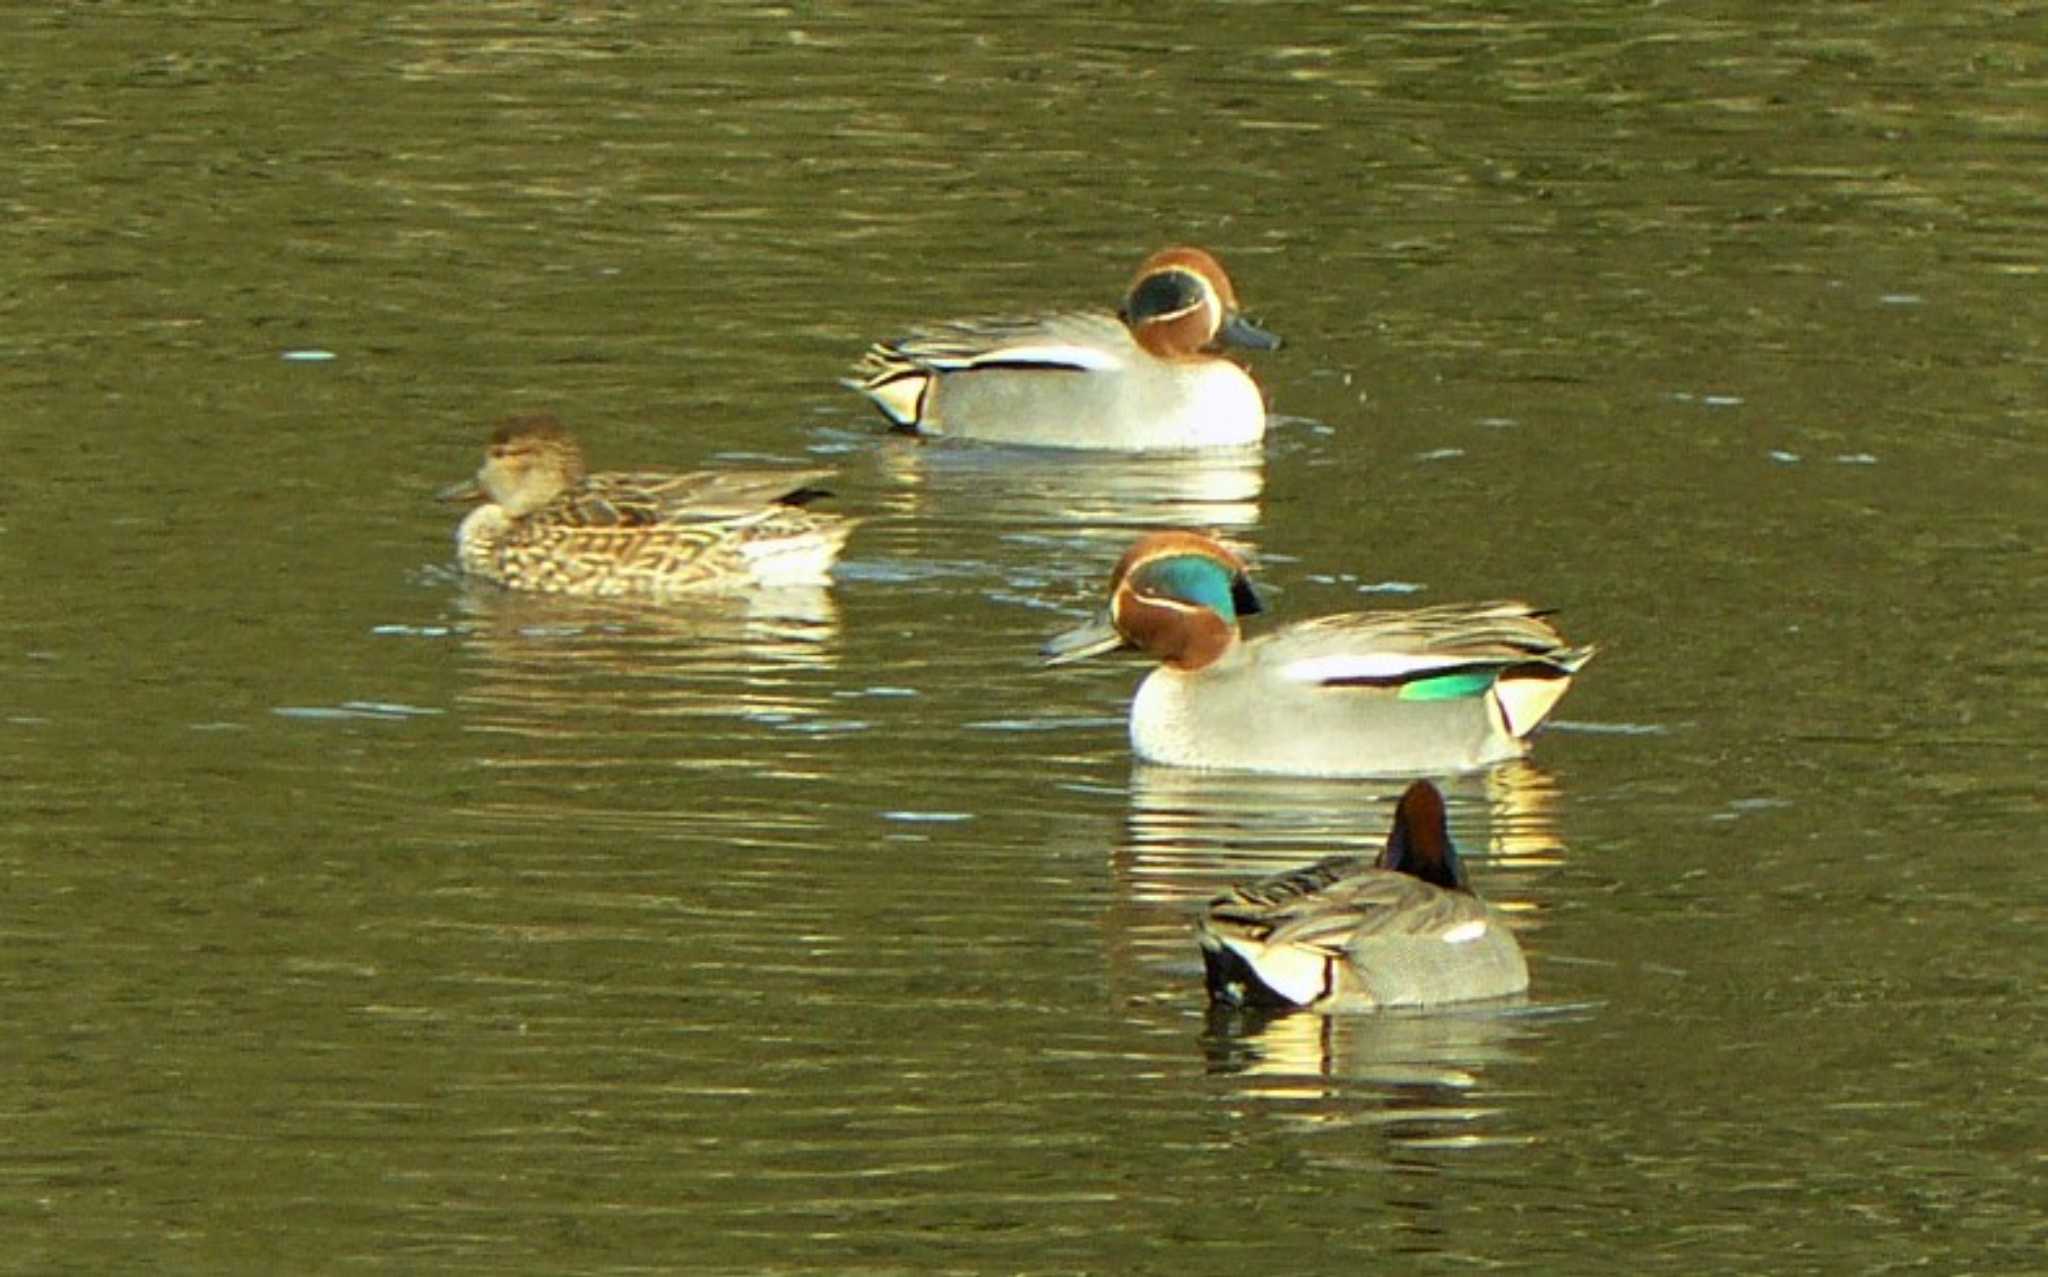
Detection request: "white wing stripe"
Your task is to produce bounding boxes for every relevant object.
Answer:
[928,343,1123,372]
[1280,653,1472,683]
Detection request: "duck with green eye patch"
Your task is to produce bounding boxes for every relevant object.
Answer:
[846,246,1280,451]
[1042,531,1595,776]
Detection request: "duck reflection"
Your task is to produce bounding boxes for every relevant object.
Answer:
[1194,1001,1588,1152]
[1114,759,1563,914]
[1200,1001,1533,1091]
[448,582,845,781]
[868,433,1264,534]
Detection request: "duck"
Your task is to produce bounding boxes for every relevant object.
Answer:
[1198,779,1529,1011]
[846,246,1280,450]
[437,413,855,597]
[1042,531,1594,775]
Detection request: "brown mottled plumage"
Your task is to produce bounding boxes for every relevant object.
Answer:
[439,414,854,598]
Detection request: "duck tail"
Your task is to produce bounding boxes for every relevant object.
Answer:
[1493,645,1596,739]
[1200,933,1312,1009]
[844,365,930,430]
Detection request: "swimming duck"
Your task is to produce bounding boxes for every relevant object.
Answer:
[1199,779,1529,1011]
[1043,531,1594,775]
[438,414,854,597]
[847,246,1280,450]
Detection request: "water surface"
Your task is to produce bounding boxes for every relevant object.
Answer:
[4,3,2043,1272]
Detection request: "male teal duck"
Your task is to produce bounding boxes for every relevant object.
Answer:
[847,246,1281,450]
[1199,779,1529,1011]
[439,414,854,597]
[1043,531,1594,775]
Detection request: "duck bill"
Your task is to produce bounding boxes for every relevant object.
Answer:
[1042,612,1128,666]
[436,476,486,505]
[1217,312,1282,352]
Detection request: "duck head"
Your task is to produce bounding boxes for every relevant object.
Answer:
[438,413,587,517]
[1043,531,1265,672]
[1376,780,1470,893]
[1120,247,1282,360]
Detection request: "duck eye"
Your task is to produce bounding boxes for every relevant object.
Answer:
[1126,270,1205,323]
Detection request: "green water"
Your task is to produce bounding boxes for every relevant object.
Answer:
[3,3,2042,1272]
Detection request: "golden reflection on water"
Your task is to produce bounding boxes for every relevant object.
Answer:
[1201,1001,1534,1094]
[1116,758,1565,902]
[1194,1006,1546,1155]
[868,434,1266,533]
[447,583,844,785]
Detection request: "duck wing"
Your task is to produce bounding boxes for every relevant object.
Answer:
[562,469,837,527]
[1255,601,1595,690]
[1203,858,1525,1009]
[853,310,1134,376]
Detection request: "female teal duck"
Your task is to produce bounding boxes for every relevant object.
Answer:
[1200,780,1529,1011]
[847,246,1281,450]
[439,414,855,597]
[1043,531,1594,775]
